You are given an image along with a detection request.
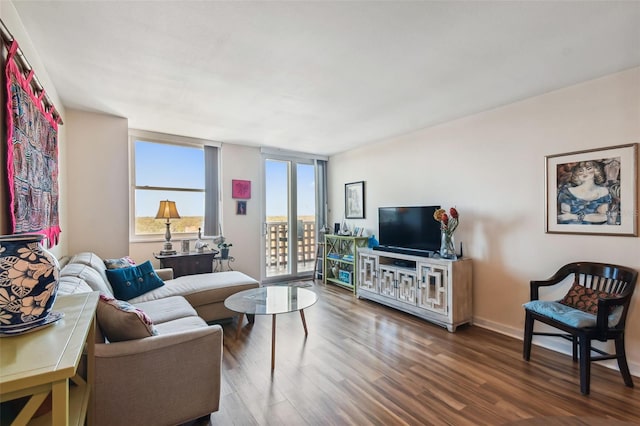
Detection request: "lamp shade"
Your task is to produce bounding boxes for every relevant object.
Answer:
[155,200,181,220]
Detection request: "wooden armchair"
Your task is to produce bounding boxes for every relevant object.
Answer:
[523,261,638,395]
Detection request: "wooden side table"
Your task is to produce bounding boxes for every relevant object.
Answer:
[0,291,99,426]
[154,251,218,278]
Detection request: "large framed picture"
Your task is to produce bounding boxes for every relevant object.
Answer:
[546,143,638,236]
[345,181,365,219]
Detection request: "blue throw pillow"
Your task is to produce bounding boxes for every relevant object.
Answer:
[106,260,164,300]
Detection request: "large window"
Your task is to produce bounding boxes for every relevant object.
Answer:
[130,130,219,239]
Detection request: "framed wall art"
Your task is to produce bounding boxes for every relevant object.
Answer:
[232,179,251,199]
[236,200,247,215]
[345,181,365,219]
[545,143,638,236]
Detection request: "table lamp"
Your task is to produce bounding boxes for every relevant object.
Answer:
[155,200,181,255]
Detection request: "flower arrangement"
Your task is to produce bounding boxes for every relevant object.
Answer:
[434,207,459,259]
[433,207,459,236]
[216,236,233,250]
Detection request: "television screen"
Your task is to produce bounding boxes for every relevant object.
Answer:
[378,206,441,254]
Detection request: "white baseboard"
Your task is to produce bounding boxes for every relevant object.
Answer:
[472,316,640,379]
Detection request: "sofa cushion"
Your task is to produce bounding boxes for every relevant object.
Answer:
[106,261,165,300]
[104,256,136,269]
[134,296,198,324]
[60,263,114,296]
[68,252,110,283]
[97,294,158,342]
[57,275,94,295]
[153,315,209,335]
[127,271,259,308]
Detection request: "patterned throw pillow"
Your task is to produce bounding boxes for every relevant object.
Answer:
[105,260,165,300]
[559,283,616,315]
[104,256,136,269]
[97,293,158,342]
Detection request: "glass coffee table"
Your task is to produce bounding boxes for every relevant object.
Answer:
[224,286,318,370]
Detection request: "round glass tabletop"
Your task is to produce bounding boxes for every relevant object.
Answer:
[224,286,317,315]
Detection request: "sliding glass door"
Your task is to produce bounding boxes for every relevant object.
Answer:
[263,157,317,282]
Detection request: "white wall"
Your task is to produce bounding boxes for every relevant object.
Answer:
[329,67,640,374]
[218,143,262,280]
[0,2,67,259]
[65,109,129,258]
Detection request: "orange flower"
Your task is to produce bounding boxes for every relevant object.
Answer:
[434,206,459,235]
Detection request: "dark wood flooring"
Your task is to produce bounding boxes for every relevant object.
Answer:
[203,280,639,425]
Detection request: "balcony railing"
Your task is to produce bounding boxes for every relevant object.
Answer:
[265,220,316,274]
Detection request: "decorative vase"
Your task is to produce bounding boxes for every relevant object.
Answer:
[221,248,230,259]
[331,265,339,278]
[440,231,457,260]
[0,234,60,334]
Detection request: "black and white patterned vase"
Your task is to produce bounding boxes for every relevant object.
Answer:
[0,234,60,334]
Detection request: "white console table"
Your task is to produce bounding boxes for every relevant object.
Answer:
[357,248,472,332]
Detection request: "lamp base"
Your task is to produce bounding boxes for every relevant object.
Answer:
[160,240,176,256]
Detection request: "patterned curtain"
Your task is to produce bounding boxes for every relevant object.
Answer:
[5,40,61,247]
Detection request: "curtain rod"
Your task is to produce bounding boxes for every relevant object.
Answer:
[0,18,63,124]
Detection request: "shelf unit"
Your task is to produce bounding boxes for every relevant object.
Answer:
[323,235,369,293]
[357,248,472,332]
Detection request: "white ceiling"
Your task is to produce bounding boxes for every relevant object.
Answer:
[11,1,640,156]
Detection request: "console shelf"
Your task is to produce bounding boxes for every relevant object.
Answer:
[357,248,472,332]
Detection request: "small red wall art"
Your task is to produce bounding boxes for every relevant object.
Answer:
[232,179,251,199]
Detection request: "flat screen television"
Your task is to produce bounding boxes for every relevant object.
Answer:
[376,206,441,256]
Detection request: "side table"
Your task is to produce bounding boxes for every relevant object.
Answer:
[0,291,100,426]
[214,256,235,272]
[154,250,218,278]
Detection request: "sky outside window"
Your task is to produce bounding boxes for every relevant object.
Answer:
[135,140,204,217]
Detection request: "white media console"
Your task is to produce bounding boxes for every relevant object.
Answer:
[357,247,472,332]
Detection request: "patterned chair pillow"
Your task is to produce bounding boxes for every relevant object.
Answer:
[559,283,617,315]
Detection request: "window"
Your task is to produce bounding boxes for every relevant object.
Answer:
[130,130,219,240]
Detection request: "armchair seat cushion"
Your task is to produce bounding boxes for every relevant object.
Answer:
[523,300,623,328]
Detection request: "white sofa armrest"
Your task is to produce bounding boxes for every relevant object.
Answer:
[92,325,222,426]
[155,267,174,281]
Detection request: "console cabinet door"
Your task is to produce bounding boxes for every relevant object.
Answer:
[378,265,397,299]
[358,254,378,294]
[396,270,417,305]
[417,263,448,315]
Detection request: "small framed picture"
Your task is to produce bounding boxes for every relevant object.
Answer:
[232,179,251,199]
[545,143,637,236]
[236,200,247,215]
[345,181,365,219]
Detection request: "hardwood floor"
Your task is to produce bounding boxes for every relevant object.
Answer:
[205,280,639,425]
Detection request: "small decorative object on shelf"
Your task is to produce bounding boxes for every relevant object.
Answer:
[434,207,459,260]
[194,227,209,253]
[216,236,233,259]
[0,234,61,335]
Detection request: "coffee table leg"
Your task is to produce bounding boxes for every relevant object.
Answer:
[299,309,308,336]
[271,315,276,370]
[236,313,244,339]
